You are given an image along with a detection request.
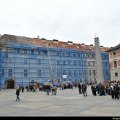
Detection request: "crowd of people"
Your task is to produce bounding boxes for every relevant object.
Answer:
[91,81,120,99]
[15,80,120,101]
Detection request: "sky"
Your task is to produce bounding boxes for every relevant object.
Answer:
[0,0,120,47]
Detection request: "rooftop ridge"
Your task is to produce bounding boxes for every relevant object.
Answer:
[0,34,110,52]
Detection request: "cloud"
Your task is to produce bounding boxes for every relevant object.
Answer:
[0,0,120,47]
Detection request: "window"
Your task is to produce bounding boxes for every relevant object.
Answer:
[84,70,87,75]
[106,62,108,67]
[17,49,20,54]
[89,70,91,76]
[73,53,76,57]
[68,60,71,66]
[93,70,96,76]
[79,70,82,76]
[38,51,41,55]
[65,52,68,57]
[73,61,76,66]
[90,79,92,83]
[57,52,60,56]
[93,61,95,67]
[38,59,41,65]
[38,69,41,77]
[79,53,82,58]
[78,61,81,66]
[115,72,118,77]
[113,52,116,56]
[63,70,66,75]
[114,61,117,68]
[42,50,47,55]
[83,54,86,58]
[24,59,27,65]
[68,70,71,76]
[24,49,27,54]
[84,61,87,66]
[88,62,90,67]
[8,69,12,77]
[92,54,94,58]
[57,60,60,66]
[74,70,77,77]
[2,69,4,77]
[31,49,34,54]
[63,60,66,66]
[7,48,12,53]
[62,52,65,56]
[68,52,70,57]
[9,58,12,63]
[106,70,108,76]
[24,69,28,77]
[52,70,55,75]
[106,55,109,59]
[118,60,120,66]
[57,70,60,77]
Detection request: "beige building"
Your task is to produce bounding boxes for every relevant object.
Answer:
[107,44,120,81]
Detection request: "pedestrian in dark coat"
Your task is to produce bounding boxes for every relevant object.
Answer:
[91,85,96,96]
[16,88,20,101]
[82,84,87,97]
[114,84,119,99]
[78,83,82,94]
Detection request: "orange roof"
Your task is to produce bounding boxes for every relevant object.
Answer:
[1,34,110,51]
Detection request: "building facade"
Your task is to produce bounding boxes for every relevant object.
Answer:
[0,34,111,89]
[107,44,120,82]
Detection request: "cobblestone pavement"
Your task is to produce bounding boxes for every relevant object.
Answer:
[0,86,120,116]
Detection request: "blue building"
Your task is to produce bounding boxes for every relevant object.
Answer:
[0,34,110,89]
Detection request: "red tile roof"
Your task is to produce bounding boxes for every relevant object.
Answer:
[1,34,109,51]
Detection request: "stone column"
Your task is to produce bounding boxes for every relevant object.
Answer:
[94,37,104,83]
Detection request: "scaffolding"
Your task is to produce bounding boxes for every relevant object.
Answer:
[0,36,111,88]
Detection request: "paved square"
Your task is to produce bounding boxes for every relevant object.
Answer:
[0,86,120,116]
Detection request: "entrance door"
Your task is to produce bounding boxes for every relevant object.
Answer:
[6,80,15,89]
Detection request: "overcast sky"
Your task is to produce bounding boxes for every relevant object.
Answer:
[0,0,120,47]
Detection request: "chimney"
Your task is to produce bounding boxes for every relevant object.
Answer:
[68,41,73,43]
[41,38,46,40]
[53,39,58,41]
[90,44,93,46]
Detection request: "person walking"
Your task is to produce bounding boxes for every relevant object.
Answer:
[46,85,51,95]
[110,83,114,99]
[78,83,82,94]
[114,83,119,100]
[91,85,96,96]
[16,88,20,101]
[82,84,87,97]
